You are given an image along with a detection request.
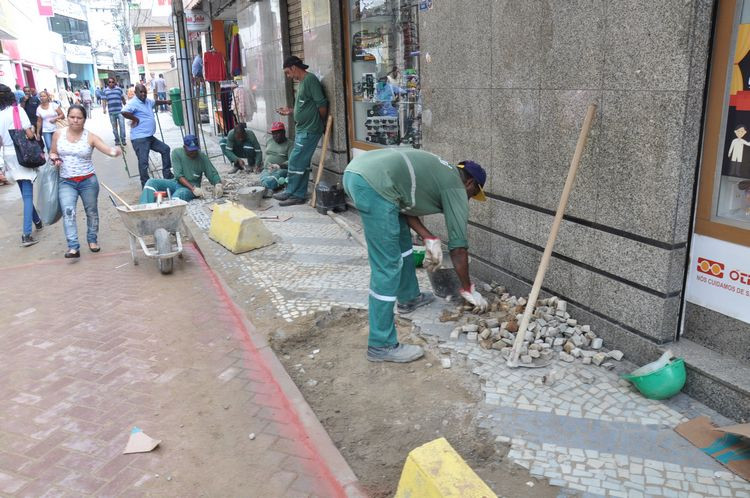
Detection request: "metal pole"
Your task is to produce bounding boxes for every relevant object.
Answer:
[172,0,198,136]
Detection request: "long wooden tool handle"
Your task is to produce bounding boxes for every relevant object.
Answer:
[507,104,597,368]
[100,182,134,211]
[310,115,334,207]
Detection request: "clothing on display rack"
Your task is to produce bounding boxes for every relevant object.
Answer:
[204,50,227,82]
[232,86,247,123]
[230,34,241,77]
[220,88,235,132]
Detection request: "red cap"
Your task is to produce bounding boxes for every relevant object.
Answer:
[270,121,285,132]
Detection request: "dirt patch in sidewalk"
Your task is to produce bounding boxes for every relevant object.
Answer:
[270,307,558,498]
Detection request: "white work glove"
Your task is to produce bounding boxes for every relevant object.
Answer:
[214,183,223,198]
[192,187,205,198]
[423,237,443,271]
[460,284,488,312]
[269,163,280,171]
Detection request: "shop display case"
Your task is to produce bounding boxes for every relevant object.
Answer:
[345,0,422,149]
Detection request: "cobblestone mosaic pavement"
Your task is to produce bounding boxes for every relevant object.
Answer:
[187,201,431,321]
[406,300,750,498]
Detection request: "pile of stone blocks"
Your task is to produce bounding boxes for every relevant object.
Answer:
[443,283,624,368]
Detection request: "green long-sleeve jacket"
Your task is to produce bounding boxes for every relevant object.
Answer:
[263,137,294,168]
[172,148,221,187]
[225,128,262,168]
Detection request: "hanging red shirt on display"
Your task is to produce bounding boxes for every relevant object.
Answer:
[203,51,226,82]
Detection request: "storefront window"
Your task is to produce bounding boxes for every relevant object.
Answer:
[715,1,750,227]
[346,0,421,148]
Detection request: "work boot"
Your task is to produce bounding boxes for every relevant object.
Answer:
[273,191,291,201]
[366,343,424,363]
[397,292,435,314]
[278,196,306,206]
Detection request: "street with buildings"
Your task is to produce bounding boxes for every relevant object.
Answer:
[1,0,750,497]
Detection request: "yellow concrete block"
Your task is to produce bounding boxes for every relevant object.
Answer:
[394,437,497,498]
[208,202,274,254]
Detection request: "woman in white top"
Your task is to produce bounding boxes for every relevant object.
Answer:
[35,90,64,153]
[0,84,43,247]
[49,104,121,258]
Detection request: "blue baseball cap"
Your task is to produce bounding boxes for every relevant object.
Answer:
[183,134,200,152]
[457,160,487,201]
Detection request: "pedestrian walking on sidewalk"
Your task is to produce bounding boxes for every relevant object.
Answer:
[35,91,64,153]
[153,74,168,112]
[80,86,93,114]
[274,56,328,206]
[21,87,41,133]
[49,104,121,258]
[223,122,262,173]
[139,135,222,203]
[0,84,43,246]
[102,78,127,146]
[260,121,292,193]
[95,86,102,107]
[343,149,489,363]
[121,84,173,187]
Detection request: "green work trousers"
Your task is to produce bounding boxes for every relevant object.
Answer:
[343,171,420,347]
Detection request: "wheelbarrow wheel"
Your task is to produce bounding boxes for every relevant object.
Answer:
[155,228,174,275]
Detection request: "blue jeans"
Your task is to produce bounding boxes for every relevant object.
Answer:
[131,136,172,188]
[157,92,167,111]
[139,178,195,203]
[109,112,126,144]
[284,131,321,200]
[59,175,99,251]
[17,180,41,236]
[42,132,54,152]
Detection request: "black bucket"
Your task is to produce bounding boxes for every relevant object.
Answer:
[426,268,461,299]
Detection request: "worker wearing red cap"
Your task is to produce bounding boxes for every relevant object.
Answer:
[260,121,294,193]
[344,149,489,363]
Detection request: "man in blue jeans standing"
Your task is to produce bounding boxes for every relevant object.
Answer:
[102,77,127,146]
[274,56,328,206]
[121,83,173,187]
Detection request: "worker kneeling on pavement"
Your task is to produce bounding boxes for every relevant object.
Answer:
[139,135,223,203]
[223,122,262,173]
[344,149,489,363]
[260,121,294,195]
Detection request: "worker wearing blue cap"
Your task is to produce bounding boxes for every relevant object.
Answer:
[139,135,223,203]
[344,149,489,363]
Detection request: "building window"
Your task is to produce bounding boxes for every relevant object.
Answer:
[144,32,175,54]
[695,0,750,246]
[344,0,422,149]
[49,15,91,45]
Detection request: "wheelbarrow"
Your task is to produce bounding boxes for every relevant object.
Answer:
[115,199,188,275]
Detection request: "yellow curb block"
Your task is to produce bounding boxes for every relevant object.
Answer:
[394,437,497,498]
[208,202,273,254]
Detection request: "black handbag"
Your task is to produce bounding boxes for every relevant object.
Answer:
[9,105,45,168]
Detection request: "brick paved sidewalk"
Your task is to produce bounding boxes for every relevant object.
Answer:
[0,247,361,497]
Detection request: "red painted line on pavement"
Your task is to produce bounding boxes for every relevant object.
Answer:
[188,244,348,498]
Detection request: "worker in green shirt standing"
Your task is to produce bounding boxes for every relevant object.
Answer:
[223,122,263,173]
[260,121,294,194]
[343,149,489,363]
[139,135,223,203]
[274,56,328,206]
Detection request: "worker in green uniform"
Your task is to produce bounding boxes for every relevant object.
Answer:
[223,123,262,173]
[260,121,294,195]
[139,134,223,203]
[274,56,328,206]
[344,149,489,363]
